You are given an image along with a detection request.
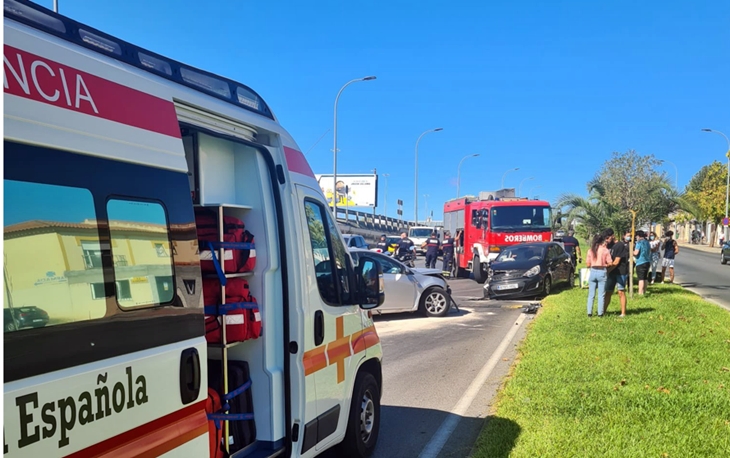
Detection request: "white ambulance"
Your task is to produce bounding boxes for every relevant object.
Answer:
[3,1,386,457]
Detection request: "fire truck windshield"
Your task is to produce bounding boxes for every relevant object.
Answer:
[490,206,552,232]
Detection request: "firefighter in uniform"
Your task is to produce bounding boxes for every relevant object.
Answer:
[396,232,415,265]
[421,231,441,269]
[376,234,389,253]
[442,231,455,276]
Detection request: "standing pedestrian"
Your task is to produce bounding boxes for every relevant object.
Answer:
[561,230,582,267]
[421,231,440,269]
[605,231,630,317]
[660,231,679,283]
[586,234,612,317]
[649,231,661,284]
[633,230,651,295]
[441,231,455,276]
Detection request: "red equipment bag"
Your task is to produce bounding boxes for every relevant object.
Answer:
[206,388,225,458]
[203,278,261,344]
[195,208,256,274]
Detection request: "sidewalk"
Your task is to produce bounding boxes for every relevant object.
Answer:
[676,241,722,254]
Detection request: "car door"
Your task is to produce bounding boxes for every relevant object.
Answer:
[549,245,569,283]
[377,254,418,311]
[296,186,366,454]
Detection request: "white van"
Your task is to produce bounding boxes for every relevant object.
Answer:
[2,1,385,457]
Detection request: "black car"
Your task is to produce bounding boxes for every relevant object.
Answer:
[722,241,730,265]
[485,242,574,299]
[4,306,50,332]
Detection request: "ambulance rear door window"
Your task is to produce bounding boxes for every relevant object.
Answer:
[106,199,175,308]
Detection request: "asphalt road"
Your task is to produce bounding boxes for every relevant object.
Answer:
[322,258,536,458]
[674,245,730,310]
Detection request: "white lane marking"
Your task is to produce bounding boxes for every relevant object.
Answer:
[417,313,528,458]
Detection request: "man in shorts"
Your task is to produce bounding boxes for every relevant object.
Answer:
[661,231,679,283]
[605,230,630,317]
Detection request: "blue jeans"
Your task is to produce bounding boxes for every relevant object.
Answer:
[587,268,607,316]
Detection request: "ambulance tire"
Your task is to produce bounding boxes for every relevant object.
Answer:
[473,255,487,284]
[338,371,380,457]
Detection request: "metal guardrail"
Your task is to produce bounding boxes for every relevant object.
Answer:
[334,207,412,234]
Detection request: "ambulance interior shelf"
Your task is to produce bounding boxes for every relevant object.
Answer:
[196,204,261,455]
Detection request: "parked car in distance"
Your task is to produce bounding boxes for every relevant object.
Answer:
[342,234,369,250]
[4,306,50,332]
[721,241,730,265]
[485,242,574,299]
[350,248,452,317]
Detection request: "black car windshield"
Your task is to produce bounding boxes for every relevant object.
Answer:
[409,228,432,237]
[491,206,551,232]
[496,245,545,262]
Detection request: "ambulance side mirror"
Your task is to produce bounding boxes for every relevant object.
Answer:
[356,257,385,309]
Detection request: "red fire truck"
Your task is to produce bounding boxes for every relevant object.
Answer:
[444,194,553,283]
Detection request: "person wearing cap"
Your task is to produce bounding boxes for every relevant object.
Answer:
[441,231,455,275]
[376,234,389,253]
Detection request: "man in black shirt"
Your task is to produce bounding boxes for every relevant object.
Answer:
[421,231,440,269]
[561,230,582,266]
[441,231,455,275]
[605,230,630,317]
[376,234,389,253]
[396,232,415,257]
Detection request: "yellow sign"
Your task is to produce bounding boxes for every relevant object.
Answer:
[131,276,148,283]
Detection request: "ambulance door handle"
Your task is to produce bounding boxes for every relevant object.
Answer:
[179,348,201,405]
[314,311,324,346]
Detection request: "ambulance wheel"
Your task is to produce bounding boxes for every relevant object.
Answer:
[473,256,487,284]
[339,371,380,457]
[420,287,451,317]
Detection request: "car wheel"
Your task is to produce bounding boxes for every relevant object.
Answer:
[420,287,451,317]
[5,322,16,332]
[473,255,487,284]
[722,254,728,265]
[567,268,575,288]
[543,275,552,296]
[336,371,380,458]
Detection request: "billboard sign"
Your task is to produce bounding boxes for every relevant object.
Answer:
[315,174,378,208]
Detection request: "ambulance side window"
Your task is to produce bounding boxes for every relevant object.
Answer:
[304,200,351,305]
[3,180,107,332]
[107,199,175,309]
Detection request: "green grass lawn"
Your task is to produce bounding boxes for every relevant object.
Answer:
[472,282,730,458]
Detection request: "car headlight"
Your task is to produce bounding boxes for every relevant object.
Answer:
[524,265,541,278]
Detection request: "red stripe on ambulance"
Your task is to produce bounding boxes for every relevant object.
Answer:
[3,45,181,139]
[283,146,315,178]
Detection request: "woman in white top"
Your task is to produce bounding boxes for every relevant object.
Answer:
[649,231,662,284]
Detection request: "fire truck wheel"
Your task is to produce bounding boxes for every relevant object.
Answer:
[420,287,451,317]
[338,371,381,457]
[473,255,487,284]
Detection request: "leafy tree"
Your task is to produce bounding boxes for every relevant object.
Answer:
[592,150,676,228]
[684,161,728,247]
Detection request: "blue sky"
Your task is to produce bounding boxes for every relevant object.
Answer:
[34,0,730,221]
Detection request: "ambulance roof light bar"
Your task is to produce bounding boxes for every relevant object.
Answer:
[4,0,274,120]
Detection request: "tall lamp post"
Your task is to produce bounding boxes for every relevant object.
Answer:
[456,153,479,198]
[701,128,730,241]
[415,127,443,224]
[518,176,534,197]
[332,76,376,219]
[381,173,390,218]
[501,167,520,189]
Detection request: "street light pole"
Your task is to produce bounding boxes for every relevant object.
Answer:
[518,176,534,197]
[333,76,376,220]
[456,153,480,198]
[501,167,519,190]
[53,0,58,12]
[415,127,443,225]
[701,128,730,241]
[382,173,390,218]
